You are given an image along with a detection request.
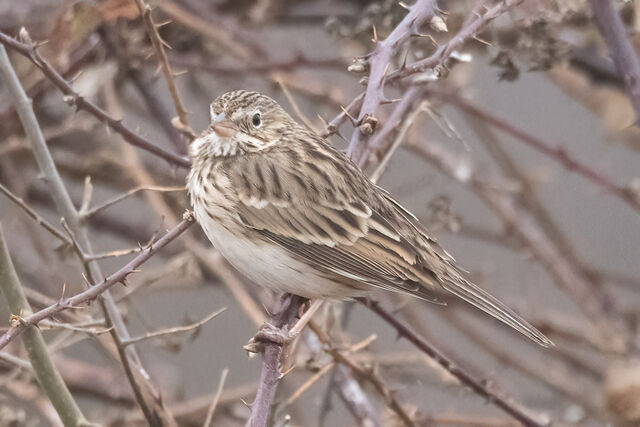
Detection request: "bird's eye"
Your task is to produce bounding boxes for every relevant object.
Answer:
[252,113,261,127]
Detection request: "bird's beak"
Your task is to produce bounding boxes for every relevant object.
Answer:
[211,113,237,138]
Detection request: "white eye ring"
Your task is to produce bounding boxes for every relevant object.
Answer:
[209,104,216,122]
[252,111,262,128]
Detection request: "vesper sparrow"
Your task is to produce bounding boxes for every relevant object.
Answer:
[187,90,552,347]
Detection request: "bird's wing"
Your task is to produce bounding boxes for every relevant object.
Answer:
[223,142,553,347]
[224,146,445,302]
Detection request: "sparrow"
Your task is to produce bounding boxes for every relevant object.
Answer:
[187,90,552,347]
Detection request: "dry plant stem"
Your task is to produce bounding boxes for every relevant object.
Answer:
[203,368,229,427]
[303,322,381,427]
[389,0,524,81]
[0,43,179,426]
[0,217,193,351]
[247,294,306,427]
[119,306,226,347]
[445,311,604,419]
[588,0,640,124]
[406,141,626,350]
[308,320,416,427]
[442,91,640,215]
[0,226,88,427]
[134,0,191,133]
[358,298,548,427]
[0,182,71,246]
[0,30,189,168]
[348,0,436,162]
[466,114,617,313]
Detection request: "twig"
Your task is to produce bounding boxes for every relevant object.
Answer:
[0,216,194,352]
[284,362,335,407]
[358,298,550,427]
[0,225,88,426]
[81,185,184,219]
[0,29,190,168]
[0,182,71,246]
[439,90,640,215]
[347,0,437,163]
[134,0,192,137]
[588,0,640,124]
[389,0,524,81]
[0,42,180,421]
[309,320,417,427]
[369,93,426,183]
[203,368,229,427]
[120,306,226,347]
[406,140,626,350]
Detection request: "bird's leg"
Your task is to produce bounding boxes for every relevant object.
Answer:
[244,299,323,353]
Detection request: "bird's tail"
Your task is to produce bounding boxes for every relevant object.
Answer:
[440,274,553,347]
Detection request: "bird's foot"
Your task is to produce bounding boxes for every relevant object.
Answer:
[244,323,295,354]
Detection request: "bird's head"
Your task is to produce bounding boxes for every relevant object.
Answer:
[191,90,296,159]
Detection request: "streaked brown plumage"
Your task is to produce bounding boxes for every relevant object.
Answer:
[187,90,552,347]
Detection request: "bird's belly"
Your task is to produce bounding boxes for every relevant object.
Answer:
[197,213,356,299]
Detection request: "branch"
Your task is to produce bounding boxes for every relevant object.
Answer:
[0,182,71,246]
[0,225,88,426]
[134,0,192,136]
[309,321,416,427]
[439,90,640,215]
[405,140,627,350]
[358,298,549,427]
[588,0,640,124]
[0,216,194,352]
[347,0,437,163]
[389,0,524,81]
[0,29,190,168]
[0,41,181,425]
[248,294,306,427]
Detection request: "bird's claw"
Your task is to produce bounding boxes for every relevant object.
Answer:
[244,323,295,354]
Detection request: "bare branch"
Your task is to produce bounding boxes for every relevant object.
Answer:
[0,225,88,426]
[0,29,190,168]
[588,0,640,124]
[134,0,193,137]
[359,298,550,427]
[0,216,194,352]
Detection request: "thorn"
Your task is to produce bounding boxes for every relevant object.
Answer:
[81,273,93,289]
[340,106,359,126]
[281,365,296,378]
[371,25,378,43]
[173,69,188,77]
[398,1,409,10]
[155,19,173,28]
[472,35,492,46]
[158,36,173,50]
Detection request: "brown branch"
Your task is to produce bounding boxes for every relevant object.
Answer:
[134,0,192,136]
[347,0,437,163]
[439,90,640,215]
[388,0,524,81]
[588,0,640,124]
[405,140,627,351]
[309,320,416,427]
[358,298,549,427]
[0,215,194,352]
[0,29,190,168]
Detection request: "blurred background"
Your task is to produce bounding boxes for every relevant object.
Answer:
[1,0,640,425]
